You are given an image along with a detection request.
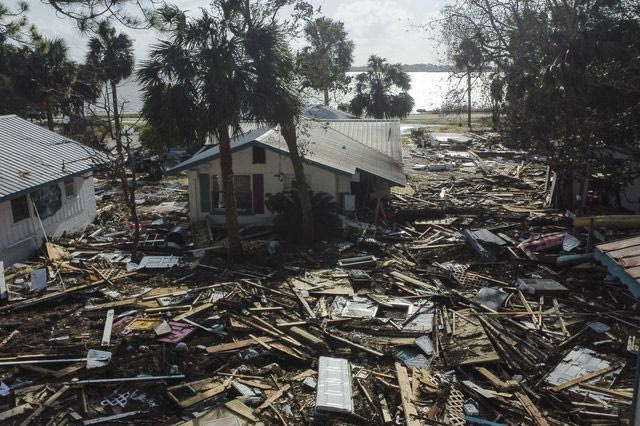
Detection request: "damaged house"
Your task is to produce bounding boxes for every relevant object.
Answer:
[0,115,105,265]
[167,106,406,225]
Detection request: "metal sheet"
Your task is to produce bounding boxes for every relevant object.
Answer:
[0,115,107,202]
[316,356,353,414]
[138,256,182,269]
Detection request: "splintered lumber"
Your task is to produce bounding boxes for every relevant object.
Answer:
[177,383,229,408]
[256,384,290,412]
[225,399,258,422]
[19,385,69,426]
[515,391,550,426]
[288,326,326,348]
[206,337,275,354]
[0,330,19,349]
[475,367,507,390]
[579,383,633,400]
[173,303,213,321]
[0,272,136,312]
[390,271,438,292]
[574,215,640,229]
[0,404,33,422]
[379,394,393,424]
[550,365,618,392]
[101,309,114,347]
[395,363,420,426]
[287,281,317,319]
[328,334,384,357]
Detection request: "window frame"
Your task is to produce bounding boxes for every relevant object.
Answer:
[64,178,76,199]
[11,196,30,223]
[252,146,266,164]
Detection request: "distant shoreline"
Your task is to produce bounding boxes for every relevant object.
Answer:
[349,64,455,73]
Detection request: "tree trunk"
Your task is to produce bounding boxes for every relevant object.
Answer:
[467,69,472,129]
[323,88,330,106]
[218,128,243,256]
[46,98,54,130]
[111,79,141,259]
[281,122,314,243]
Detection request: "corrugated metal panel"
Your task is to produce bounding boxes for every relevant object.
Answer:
[323,119,403,163]
[304,104,357,120]
[168,120,406,186]
[0,115,106,202]
[316,356,353,414]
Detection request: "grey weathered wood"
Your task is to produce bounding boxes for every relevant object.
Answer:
[101,309,114,346]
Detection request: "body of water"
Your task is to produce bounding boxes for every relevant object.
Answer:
[117,72,486,115]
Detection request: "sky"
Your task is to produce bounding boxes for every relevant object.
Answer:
[17,0,449,66]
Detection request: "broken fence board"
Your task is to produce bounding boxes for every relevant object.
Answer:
[101,309,114,347]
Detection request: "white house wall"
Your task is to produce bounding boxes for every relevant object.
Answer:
[188,146,345,225]
[0,173,97,265]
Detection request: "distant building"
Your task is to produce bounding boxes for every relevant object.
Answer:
[167,105,406,225]
[0,115,106,265]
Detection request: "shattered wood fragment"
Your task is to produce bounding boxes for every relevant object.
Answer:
[395,362,420,426]
[549,365,618,392]
[256,383,290,412]
[515,391,550,426]
[327,333,384,357]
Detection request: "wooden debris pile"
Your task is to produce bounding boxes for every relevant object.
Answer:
[0,133,639,425]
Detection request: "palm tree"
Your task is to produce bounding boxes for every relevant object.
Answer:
[85,22,140,256]
[298,17,354,106]
[16,33,73,129]
[86,21,134,147]
[349,55,415,119]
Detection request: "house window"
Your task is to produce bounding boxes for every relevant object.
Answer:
[234,175,253,213]
[198,173,211,213]
[11,196,30,223]
[31,185,62,219]
[64,179,75,198]
[252,146,266,164]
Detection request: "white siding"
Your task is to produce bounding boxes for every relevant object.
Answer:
[189,146,342,225]
[0,173,97,265]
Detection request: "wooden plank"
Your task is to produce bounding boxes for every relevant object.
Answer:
[596,235,640,251]
[620,256,640,268]
[101,309,114,347]
[550,365,618,392]
[379,393,393,424]
[390,271,438,291]
[329,334,384,357]
[179,383,227,408]
[0,404,33,421]
[474,367,507,389]
[515,391,550,426]
[173,303,214,322]
[579,383,633,399]
[395,363,420,426]
[627,265,640,279]
[0,272,136,312]
[225,399,258,422]
[256,384,290,413]
[289,326,326,347]
[607,245,640,260]
[206,337,275,354]
[236,379,272,390]
[20,385,69,426]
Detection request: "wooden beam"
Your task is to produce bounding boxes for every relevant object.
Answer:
[395,363,420,426]
[550,365,618,392]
